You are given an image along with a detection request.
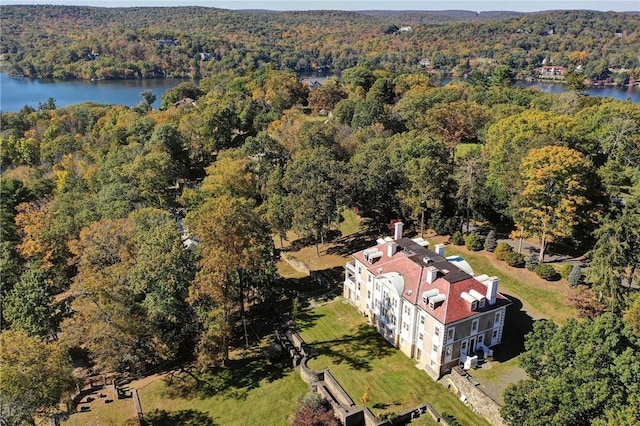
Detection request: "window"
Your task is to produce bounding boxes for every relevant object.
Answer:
[433,344,438,352]
[420,315,425,325]
[419,332,424,341]
[357,282,361,291]
[471,319,479,333]
[479,298,485,308]
[471,300,478,311]
[495,312,502,325]
[434,326,440,338]
[368,274,372,283]
[445,345,453,361]
[446,328,454,343]
[492,330,498,338]
[461,340,468,354]
[375,282,379,291]
[416,348,422,360]
[367,290,371,299]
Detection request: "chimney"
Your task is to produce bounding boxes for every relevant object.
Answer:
[434,243,445,256]
[485,276,499,305]
[387,241,397,257]
[394,221,404,240]
[426,266,439,284]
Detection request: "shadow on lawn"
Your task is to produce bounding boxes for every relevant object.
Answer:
[309,323,395,371]
[325,227,380,257]
[295,310,325,332]
[144,408,217,426]
[161,347,289,400]
[492,293,534,362]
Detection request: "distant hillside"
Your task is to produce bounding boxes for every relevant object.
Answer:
[1,5,638,81]
[358,9,524,23]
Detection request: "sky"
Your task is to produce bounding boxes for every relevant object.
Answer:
[1,0,638,12]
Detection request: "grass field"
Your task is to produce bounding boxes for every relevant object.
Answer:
[137,367,307,425]
[441,241,578,325]
[297,300,491,426]
[62,386,138,426]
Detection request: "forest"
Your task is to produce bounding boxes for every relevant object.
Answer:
[1,61,639,425]
[1,5,640,426]
[1,5,639,84]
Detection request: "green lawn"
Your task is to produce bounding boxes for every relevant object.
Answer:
[62,386,138,426]
[137,364,308,426]
[297,300,491,426]
[63,346,309,426]
[443,245,577,325]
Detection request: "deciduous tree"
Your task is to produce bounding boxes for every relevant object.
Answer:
[186,195,276,366]
[515,145,592,263]
[0,331,75,425]
[586,200,640,311]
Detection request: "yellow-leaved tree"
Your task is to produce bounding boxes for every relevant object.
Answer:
[515,145,593,264]
[186,194,276,367]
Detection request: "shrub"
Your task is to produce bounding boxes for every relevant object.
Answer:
[452,231,465,245]
[568,265,582,287]
[525,253,539,271]
[559,263,574,280]
[504,250,525,268]
[292,393,339,426]
[441,413,463,426]
[535,264,558,280]
[484,230,497,252]
[494,242,512,261]
[465,233,484,251]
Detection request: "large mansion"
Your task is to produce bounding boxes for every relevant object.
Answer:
[343,222,511,379]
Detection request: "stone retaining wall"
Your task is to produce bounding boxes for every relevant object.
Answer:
[281,253,312,275]
[444,367,506,426]
[284,325,443,426]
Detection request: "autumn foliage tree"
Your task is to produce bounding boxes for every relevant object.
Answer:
[0,331,75,425]
[515,145,592,263]
[62,209,194,374]
[186,194,276,367]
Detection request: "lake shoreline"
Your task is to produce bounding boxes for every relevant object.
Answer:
[2,71,639,113]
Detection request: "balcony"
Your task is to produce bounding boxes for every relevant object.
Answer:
[345,261,356,274]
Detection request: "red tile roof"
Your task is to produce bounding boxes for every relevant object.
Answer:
[353,238,510,325]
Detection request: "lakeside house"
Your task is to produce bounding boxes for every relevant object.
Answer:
[343,222,510,379]
[537,65,566,80]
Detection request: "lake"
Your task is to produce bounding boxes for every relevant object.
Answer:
[0,73,186,112]
[514,80,640,103]
[1,72,639,112]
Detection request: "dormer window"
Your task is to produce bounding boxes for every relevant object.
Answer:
[429,294,446,310]
[469,289,487,310]
[422,288,439,304]
[363,248,383,264]
[461,292,478,311]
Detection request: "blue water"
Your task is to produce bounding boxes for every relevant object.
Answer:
[514,80,640,103]
[0,73,186,112]
[1,72,638,113]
